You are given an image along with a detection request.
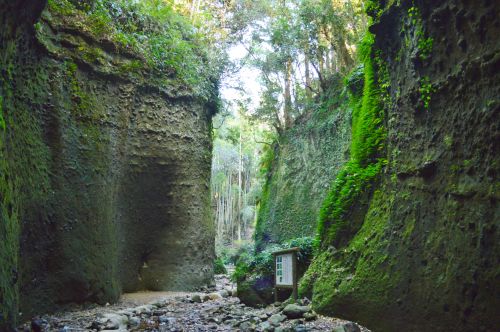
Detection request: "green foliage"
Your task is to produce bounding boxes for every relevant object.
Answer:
[212,111,269,249]
[0,84,19,332]
[365,0,383,20]
[47,0,74,15]
[318,161,384,245]
[418,36,433,60]
[419,76,434,110]
[406,5,433,61]
[46,0,223,99]
[249,0,365,131]
[301,188,399,316]
[218,241,254,266]
[259,143,276,176]
[233,236,315,282]
[254,79,352,251]
[0,182,19,331]
[345,65,365,98]
[253,177,270,250]
[407,6,419,25]
[214,257,227,274]
[317,32,387,247]
[66,61,94,118]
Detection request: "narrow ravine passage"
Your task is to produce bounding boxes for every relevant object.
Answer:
[1,0,498,331]
[21,274,369,332]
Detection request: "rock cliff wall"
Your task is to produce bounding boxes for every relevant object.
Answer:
[301,0,500,331]
[255,83,352,249]
[0,1,215,328]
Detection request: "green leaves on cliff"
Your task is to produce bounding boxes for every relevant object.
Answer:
[317,33,387,247]
[46,0,225,99]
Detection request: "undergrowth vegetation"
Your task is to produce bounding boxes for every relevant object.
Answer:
[47,0,224,99]
[233,236,316,283]
[214,257,227,275]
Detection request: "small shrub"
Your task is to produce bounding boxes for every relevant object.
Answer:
[214,257,227,274]
[418,36,433,60]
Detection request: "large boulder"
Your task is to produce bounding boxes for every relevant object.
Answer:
[332,322,361,332]
[237,275,274,307]
[282,304,310,319]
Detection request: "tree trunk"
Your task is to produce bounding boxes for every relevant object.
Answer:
[284,58,293,129]
[305,50,312,100]
[237,128,242,241]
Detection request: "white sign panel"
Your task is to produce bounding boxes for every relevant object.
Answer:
[276,253,293,286]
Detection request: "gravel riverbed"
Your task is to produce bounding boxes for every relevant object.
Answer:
[20,275,370,332]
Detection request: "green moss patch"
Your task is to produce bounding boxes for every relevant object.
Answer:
[317,33,387,248]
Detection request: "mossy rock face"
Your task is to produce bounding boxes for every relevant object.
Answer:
[0,0,216,327]
[255,85,352,250]
[305,0,500,331]
[237,276,274,307]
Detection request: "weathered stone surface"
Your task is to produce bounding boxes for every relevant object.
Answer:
[305,0,500,331]
[332,322,361,332]
[259,320,274,331]
[191,294,202,303]
[268,313,287,326]
[0,0,215,327]
[218,289,230,298]
[254,90,352,249]
[282,304,310,319]
[98,313,129,330]
[16,277,370,332]
[303,311,316,321]
[208,293,224,301]
[237,276,275,307]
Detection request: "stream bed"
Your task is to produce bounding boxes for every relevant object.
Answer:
[20,275,369,332]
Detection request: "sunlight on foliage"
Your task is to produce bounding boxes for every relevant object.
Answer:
[47,0,226,99]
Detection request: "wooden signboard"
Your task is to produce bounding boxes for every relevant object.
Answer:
[273,247,299,301]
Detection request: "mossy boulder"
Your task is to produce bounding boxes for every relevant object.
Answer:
[237,276,274,307]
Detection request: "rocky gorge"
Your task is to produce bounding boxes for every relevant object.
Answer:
[1,0,499,331]
[18,275,368,332]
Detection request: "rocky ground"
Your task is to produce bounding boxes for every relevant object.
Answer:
[20,275,369,332]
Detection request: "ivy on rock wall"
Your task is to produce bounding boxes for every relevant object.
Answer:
[301,0,500,330]
[0,91,19,331]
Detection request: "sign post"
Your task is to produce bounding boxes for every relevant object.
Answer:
[273,247,299,302]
